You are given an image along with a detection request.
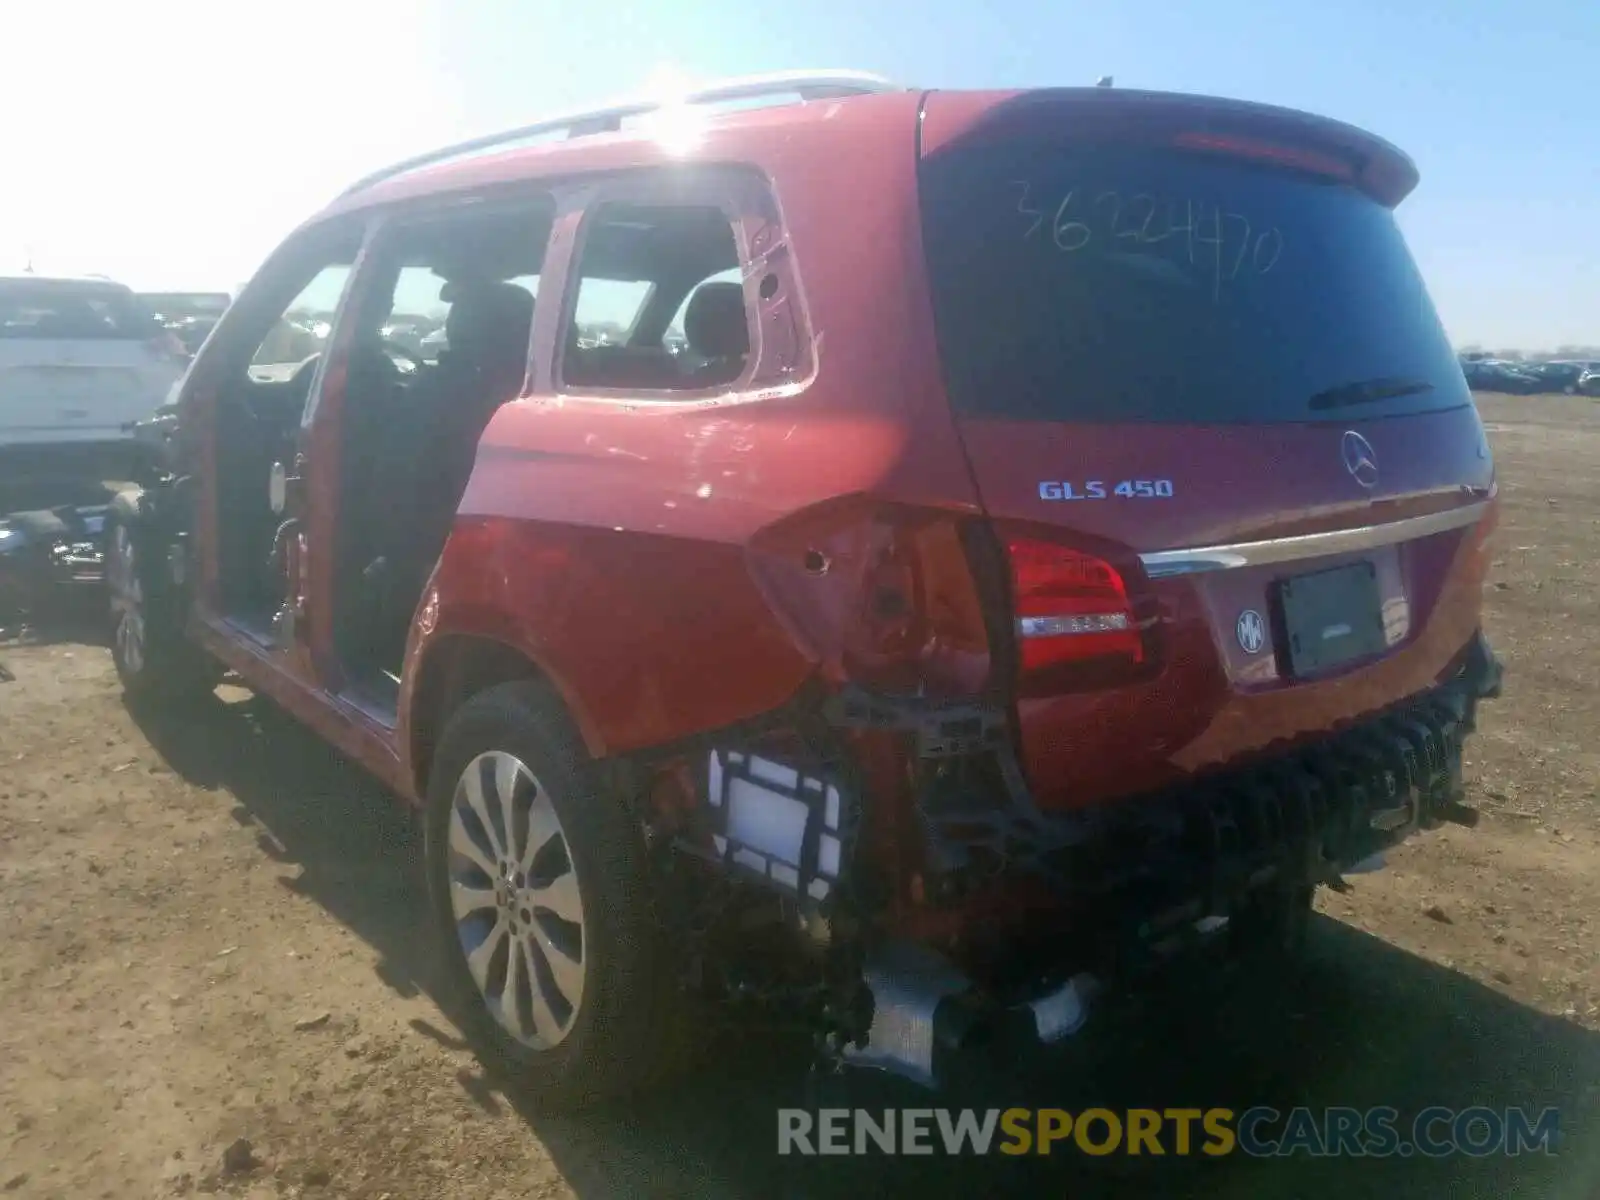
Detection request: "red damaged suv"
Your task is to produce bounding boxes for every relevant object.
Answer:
[104,72,1503,1106]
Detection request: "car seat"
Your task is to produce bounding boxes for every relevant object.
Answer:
[354,280,534,667]
[680,281,749,386]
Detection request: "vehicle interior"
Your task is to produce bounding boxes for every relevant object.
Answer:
[332,204,553,694]
[561,202,748,392]
[333,199,752,699]
[211,194,752,709]
[212,237,360,635]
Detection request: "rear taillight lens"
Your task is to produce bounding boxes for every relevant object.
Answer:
[1007,537,1143,675]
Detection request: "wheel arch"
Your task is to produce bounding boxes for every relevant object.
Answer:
[402,631,603,803]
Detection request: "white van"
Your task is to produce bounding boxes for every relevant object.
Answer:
[0,275,186,465]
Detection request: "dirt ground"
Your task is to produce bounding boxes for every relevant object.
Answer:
[2,393,1598,1199]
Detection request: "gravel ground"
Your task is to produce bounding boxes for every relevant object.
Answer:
[0,393,1596,1199]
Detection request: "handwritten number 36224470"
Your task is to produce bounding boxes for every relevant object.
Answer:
[1012,181,1282,297]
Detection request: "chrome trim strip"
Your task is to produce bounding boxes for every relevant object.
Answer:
[1017,613,1132,640]
[1138,502,1489,578]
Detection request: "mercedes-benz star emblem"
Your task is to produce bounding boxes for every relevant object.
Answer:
[1236,609,1266,655]
[1341,430,1379,489]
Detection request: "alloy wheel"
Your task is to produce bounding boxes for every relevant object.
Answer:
[108,524,146,676]
[447,750,587,1050]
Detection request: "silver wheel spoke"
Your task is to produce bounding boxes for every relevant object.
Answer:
[534,926,584,1007]
[501,936,532,1042]
[464,918,507,991]
[447,814,497,879]
[527,944,564,1039]
[520,792,563,875]
[530,869,582,926]
[120,614,145,674]
[459,762,506,860]
[110,529,147,674]
[494,753,524,861]
[111,529,130,592]
[449,878,497,917]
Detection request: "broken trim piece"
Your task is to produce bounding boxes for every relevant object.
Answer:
[841,941,975,1086]
[839,941,1104,1086]
[825,684,1090,876]
[823,685,1009,760]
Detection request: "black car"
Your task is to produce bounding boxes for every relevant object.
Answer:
[1462,360,1542,393]
[1528,362,1588,394]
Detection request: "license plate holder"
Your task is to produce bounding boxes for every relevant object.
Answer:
[1275,561,1387,677]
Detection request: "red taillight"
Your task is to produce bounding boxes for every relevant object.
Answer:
[1171,131,1356,183]
[1007,538,1143,675]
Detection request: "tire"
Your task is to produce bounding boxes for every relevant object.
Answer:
[424,680,686,1109]
[105,500,219,703]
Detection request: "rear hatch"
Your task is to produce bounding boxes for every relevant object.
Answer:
[0,278,185,447]
[917,90,1496,806]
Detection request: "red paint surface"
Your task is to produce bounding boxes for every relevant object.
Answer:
[401,91,985,766]
[181,85,1490,862]
[956,404,1495,805]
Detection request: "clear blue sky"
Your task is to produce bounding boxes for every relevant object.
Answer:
[2,0,1594,350]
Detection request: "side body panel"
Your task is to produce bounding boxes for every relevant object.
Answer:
[398,92,983,776]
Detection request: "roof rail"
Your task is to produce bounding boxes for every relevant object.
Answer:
[339,70,903,198]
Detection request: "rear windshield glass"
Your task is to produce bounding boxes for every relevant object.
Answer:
[0,280,160,340]
[919,144,1469,423]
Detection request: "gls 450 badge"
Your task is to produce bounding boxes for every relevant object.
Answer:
[1038,479,1175,501]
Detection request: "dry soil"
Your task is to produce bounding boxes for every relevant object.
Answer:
[1,394,1597,1199]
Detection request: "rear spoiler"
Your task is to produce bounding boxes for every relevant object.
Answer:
[919,88,1420,207]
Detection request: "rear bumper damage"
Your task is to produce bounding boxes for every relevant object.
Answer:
[837,629,1504,1087]
[651,630,1503,1089]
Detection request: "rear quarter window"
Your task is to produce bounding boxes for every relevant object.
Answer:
[0,280,159,340]
[918,144,1470,424]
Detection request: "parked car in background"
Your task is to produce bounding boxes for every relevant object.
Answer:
[248,315,328,379]
[1580,369,1600,397]
[1461,358,1542,393]
[138,291,232,319]
[138,291,234,357]
[418,324,449,361]
[379,319,431,362]
[1527,361,1588,395]
[0,275,190,615]
[1,274,187,503]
